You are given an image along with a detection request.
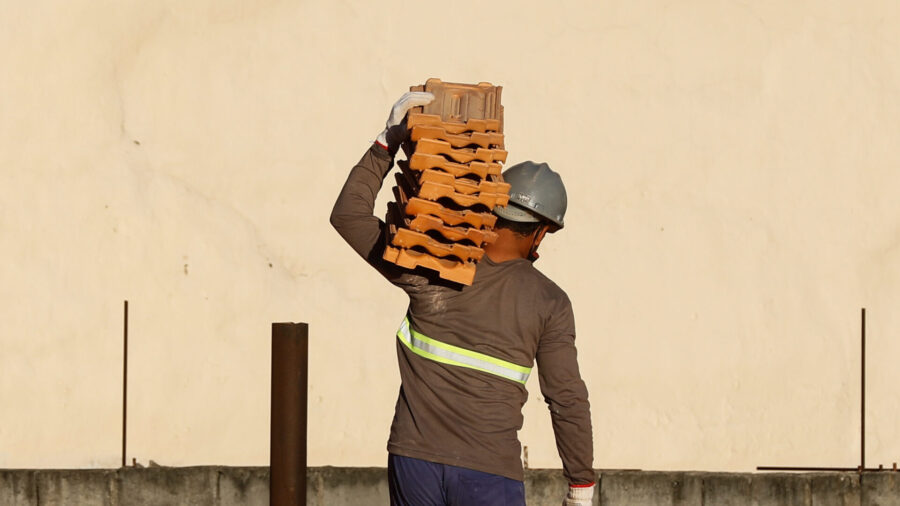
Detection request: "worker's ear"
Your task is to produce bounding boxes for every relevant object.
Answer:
[532,224,551,248]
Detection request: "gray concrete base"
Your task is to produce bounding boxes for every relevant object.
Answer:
[2,466,899,505]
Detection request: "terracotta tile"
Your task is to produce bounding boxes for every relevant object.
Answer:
[407,113,501,134]
[404,198,497,229]
[408,214,499,246]
[418,169,511,195]
[417,181,510,209]
[408,152,501,180]
[383,245,476,285]
[410,125,504,149]
[414,138,508,164]
[418,78,503,132]
[391,227,485,262]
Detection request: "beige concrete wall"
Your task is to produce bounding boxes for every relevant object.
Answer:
[2,0,898,471]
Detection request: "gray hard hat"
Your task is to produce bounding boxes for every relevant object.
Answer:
[493,161,568,229]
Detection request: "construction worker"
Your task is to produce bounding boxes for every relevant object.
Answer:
[331,92,594,506]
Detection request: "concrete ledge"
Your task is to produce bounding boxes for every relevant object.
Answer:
[861,473,900,506]
[36,469,118,506]
[1,467,898,505]
[308,467,387,506]
[119,467,217,506]
[216,467,268,505]
[600,471,704,505]
[0,469,38,505]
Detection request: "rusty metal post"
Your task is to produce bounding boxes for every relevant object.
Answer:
[861,307,866,471]
[270,323,308,506]
[122,300,128,468]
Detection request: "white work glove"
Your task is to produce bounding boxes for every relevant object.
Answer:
[563,483,595,506]
[375,91,435,154]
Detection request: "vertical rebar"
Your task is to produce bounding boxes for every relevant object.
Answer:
[861,307,866,471]
[271,323,308,506]
[122,300,128,468]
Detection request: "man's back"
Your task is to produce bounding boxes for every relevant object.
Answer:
[388,254,580,481]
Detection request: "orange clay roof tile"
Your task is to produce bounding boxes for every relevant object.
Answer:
[407,113,501,134]
[391,227,485,263]
[404,198,497,229]
[414,138,508,164]
[383,245,476,285]
[418,169,510,195]
[408,152,501,180]
[408,214,498,247]
[410,125,504,149]
[417,181,510,210]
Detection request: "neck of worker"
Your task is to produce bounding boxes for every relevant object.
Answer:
[484,228,538,263]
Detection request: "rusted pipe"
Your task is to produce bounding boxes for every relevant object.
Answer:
[270,323,308,506]
[122,300,128,468]
[861,307,866,471]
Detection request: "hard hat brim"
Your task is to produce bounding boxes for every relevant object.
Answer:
[493,203,541,223]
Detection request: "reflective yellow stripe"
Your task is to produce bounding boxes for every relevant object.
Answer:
[396,317,532,384]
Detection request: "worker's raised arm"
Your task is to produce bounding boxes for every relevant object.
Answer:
[330,92,434,264]
[329,145,394,259]
[535,297,595,504]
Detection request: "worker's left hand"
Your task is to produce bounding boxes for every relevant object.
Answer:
[562,483,594,506]
[375,91,435,154]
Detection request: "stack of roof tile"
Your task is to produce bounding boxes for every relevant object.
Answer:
[383,79,509,285]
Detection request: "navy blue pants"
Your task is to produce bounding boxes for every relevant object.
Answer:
[388,454,526,506]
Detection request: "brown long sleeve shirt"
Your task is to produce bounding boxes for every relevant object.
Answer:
[330,144,594,484]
